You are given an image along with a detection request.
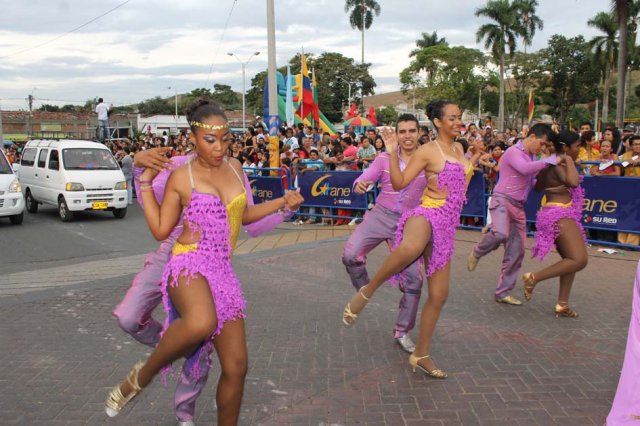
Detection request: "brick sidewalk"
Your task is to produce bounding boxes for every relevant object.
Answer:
[0,229,637,425]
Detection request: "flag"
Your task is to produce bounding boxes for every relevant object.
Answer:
[367,106,378,127]
[312,68,320,127]
[297,52,314,120]
[527,90,535,125]
[285,65,294,127]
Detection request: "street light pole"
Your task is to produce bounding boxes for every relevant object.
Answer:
[168,86,178,132]
[227,51,260,131]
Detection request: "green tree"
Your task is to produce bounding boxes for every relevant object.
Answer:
[400,44,488,114]
[60,104,77,112]
[409,31,447,57]
[344,0,381,64]
[138,96,174,115]
[539,35,600,124]
[508,51,545,127]
[375,105,398,125]
[475,0,524,131]
[211,84,241,109]
[36,104,60,112]
[588,11,618,125]
[515,0,543,52]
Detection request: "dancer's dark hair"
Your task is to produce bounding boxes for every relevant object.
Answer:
[184,98,227,132]
[426,100,455,130]
[553,130,580,153]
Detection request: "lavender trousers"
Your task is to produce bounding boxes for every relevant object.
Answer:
[342,204,423,337]
[472,194,527,299]
[112,235,208,422]
[606,260,640,425]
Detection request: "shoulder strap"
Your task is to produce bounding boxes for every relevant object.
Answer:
[228,159,247,194]
[434,141,446,160]
[187,160,195,189]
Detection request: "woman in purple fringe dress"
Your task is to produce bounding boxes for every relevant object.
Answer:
[342,100,481,379]
[522,130,587,317]
[104,98,303,425]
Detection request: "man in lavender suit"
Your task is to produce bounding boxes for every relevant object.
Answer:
[342,114,427,353]
[113,147,300,426]
[468,124,559,305]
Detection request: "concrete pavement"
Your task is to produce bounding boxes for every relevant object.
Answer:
[0,225,638,425]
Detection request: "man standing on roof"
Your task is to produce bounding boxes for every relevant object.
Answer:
[95,98,111,143]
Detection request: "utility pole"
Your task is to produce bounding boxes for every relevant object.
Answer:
[27,94,34,138]
[266,0,280,170]
[0,100,4,146]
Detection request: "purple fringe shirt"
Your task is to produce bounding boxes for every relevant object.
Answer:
[394,161,468,279]
[531,179,586,261]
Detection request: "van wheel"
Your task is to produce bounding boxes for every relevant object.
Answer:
[9,212,24,225]
[25,190,38,213]
[113,207,127,219]
[58,197,74,222]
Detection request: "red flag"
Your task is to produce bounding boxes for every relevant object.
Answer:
[296,53,314,120]
[367,107,378,126]
[346,103,358,119]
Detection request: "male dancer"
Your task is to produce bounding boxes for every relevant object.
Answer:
[468,124,559,305]
[114,147,300,425]
[342,113,427,353]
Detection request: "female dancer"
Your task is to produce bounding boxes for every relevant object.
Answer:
[523,130,587,317]
[342,100,480,379]
[105,99,303,424]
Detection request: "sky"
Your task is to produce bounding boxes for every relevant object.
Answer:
[0,0,608,111]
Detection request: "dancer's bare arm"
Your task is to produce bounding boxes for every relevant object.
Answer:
[140,168,183,240]
[381,127,428,190]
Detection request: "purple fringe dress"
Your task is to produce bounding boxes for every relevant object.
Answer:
[531,179,586,261]
[394,161,467,278]
[160,190,247,382]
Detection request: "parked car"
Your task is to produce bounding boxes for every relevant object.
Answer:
[19,139,128,221]
[0,148,25,224]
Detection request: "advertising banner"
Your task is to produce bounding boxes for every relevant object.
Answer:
[525,176,640,233]
[298,171,367,209]
[248,175,284,204]
[461,172,486,218]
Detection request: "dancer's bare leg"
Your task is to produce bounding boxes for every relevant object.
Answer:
[526,219,587,300]
[212,319,248,426]
[412,253,450,374]
[117,274,217,397]
[344,216,430,320]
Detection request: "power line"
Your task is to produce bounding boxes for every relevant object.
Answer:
[203,0,238,89]
[0,0,133,60]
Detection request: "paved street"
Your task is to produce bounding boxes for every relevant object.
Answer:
[0,204,638,425]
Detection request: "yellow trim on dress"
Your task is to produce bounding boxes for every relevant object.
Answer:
[540,195,572,208]
[172,242,198,256]
[226,193,248,251]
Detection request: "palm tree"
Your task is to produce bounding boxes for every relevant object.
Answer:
[588,11,618,126]
[515,0,543,53]
[409,31,447,57]
[612,0,638,128]
[475,0,523,131]
[344,0,381,65]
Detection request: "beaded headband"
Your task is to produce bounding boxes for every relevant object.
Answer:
[190,120,229,130]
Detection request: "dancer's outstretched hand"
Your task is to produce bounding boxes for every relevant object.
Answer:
[380,127,398,154]
[133,147,173,172]
[354,180,373,194]
[283,188,304,211]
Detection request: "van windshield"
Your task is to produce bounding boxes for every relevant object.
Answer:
[0,151,12,174]
[62,148,119,170]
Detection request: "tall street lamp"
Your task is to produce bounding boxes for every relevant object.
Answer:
[228,51,260,131]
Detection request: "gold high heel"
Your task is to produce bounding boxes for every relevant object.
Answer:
[342,285,370,326]
[105,361,145,417]
[522,272,536,301]
[554,302,578,318]
[409,353,447,379]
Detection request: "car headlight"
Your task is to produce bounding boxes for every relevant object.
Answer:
[8,179,22,193]
[114,181,127,190]
[65,182,85,191]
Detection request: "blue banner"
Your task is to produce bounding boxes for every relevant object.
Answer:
[248,175,284,204]
[525,176,640,233]
[461,171,486,217]
[298,171,367,209]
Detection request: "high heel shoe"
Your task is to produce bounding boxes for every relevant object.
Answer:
[554,302,578,318]
[342,285,370,326]
[409,353,447,379]
[522,272,536,301]
[105,361,145,417]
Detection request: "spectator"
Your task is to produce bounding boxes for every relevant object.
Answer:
[255,115,268,131]
[121,147,134,205]
[590,140,621,176]
[283,127,297,147]
[579,121,593,136]
[95,97,111,143]
[621,135,640,177]
[356,137,377,170]
[602,127,623,155]
[256,125,267,145]
[297,136,313,160]
[374,136,384,153]
[341,136,358,165]
[299,148,325,224]
[577,130,599,175]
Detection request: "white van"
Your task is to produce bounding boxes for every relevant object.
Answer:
[19,139,128,221]
[0,149,25,224]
